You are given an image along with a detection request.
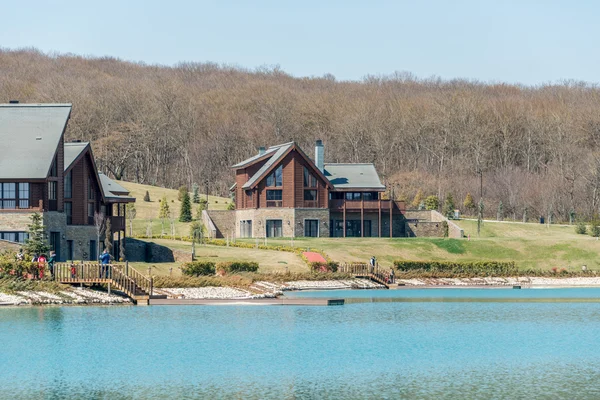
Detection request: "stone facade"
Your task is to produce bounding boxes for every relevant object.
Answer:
[0,211,35,231]
[405,221,446,237]
[431,210,464,238]
[206,210,236,238]
[294,209,330,237]
[233,208,333,238]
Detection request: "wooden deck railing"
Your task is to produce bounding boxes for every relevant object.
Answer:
[53,262,152,301]
[338,262,393,287]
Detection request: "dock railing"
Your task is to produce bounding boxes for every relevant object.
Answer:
[338,263,392,287]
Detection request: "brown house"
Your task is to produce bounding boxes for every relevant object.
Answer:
[224,141,407,238]
[0,103,134,261]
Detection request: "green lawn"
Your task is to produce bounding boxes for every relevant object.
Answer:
[118,181,231,237]
[236,220,600,271]
[131,238,308,276]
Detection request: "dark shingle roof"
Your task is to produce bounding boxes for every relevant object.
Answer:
[0,103,72,179]
[241,143,294,189]
[98,173,135,202]
[324,163,386,190]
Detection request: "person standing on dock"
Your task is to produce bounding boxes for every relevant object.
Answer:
[390,269,395,284]
[47,251,56,278]
[99,249,111,278]
[369,256,376,274]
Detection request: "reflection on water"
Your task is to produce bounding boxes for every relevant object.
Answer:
[2,289,600,399]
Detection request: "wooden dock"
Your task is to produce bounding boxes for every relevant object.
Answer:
[338,263,392,288]
[54,263,152,304]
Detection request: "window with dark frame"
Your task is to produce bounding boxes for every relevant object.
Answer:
[18,183,29,208]
[88,177,94,200]
[266,220,283,237]
[266,189,283,207]
[0,183,16,209]
[266,165,283,187]
[304,189,318,207]
[64,170,72,199]
[88,203,95,225]
[65,202,72,225]
[303,167,317,188]
[50,156,58,177]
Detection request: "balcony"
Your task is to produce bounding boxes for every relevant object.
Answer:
[110,216,126,232]
[329,199,406,212]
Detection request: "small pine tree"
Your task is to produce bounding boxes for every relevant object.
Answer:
[143,191,151,202]
[477,198,485,236]
[159,195,170,219]
[190,221,204,241]
[424,195,439,211]
[522,206,528,223]
[463,192,475,213]
[192,183,200,204]
[179,191,192,222]
[119,239,126,261]
[569,209,576,225]
[418,200,425,211]
[104,218,113,257]
[24,213,49,256]
[443,193,455,219]
[411,189,424,209]
[227,202,235,210]
[497,201,504,221]
[178,185,188,202]
[575,221,587,235]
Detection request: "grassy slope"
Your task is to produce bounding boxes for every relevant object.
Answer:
[118,181,231,237]
[237,220,600,271]
[129,238,308,276]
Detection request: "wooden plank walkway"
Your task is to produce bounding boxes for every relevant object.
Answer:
[53,263,152,304]
[338,263,393,288]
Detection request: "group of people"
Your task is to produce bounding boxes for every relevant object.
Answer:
[14,248,112,279]
[369,256,395,284]
[15,249,56,279]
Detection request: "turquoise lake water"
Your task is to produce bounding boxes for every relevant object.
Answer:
[3,288,600,399]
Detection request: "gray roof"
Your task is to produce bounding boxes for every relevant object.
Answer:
[324,164,386,190]
[231,147,278,168]
[98,173,135,201]
[241,143,293,189]
[0,103,72,179]
[64,142,89,171]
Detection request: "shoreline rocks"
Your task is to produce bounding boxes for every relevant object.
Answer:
[0,287,131,306]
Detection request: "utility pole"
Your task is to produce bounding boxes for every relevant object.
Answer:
[204,179,209,211]
[477,168,483,237]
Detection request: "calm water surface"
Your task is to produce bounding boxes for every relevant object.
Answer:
[3,288,600,399]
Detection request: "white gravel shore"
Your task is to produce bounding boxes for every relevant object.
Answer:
[0,288,131,305]
[396,277,600,287]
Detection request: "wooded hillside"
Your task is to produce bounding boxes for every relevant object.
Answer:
[2,48,600,222]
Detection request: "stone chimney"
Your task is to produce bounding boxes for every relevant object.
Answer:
[258,146,266,155]
[315,140,324,173]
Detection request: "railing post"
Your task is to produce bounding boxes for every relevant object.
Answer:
[126,260,129,277]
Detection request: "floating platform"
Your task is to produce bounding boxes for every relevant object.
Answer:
[149,297,344,306]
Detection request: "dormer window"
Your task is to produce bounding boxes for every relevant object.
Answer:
[266,165,283,187]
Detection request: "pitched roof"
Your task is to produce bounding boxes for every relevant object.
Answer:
[98,173,135,202]
[231,147,278,168]
[241,143,294,189]
[324,163,386,191]
[64,142,89,171]
[0,103,72,179]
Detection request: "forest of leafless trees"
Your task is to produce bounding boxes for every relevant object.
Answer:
[2,48,600,222]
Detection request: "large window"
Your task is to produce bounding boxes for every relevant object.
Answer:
[240,220,253,238]
[304,219,319,237]
[88,203,95,225]
[88,177,95,200]
[266,220,283,237]
[0,232,28,243]
[18,183,29,208]
[345,192,361,201]
[64,170,72,199]
[266,165,283,187]
[65,202,73,225]
[0,183,16,209]
[48,181,57,211]
[50,156,58,177]
[266,190,283,207]
[304,189,317,208]
[303,167,317,188]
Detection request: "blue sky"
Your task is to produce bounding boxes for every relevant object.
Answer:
[1,0,598,84]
